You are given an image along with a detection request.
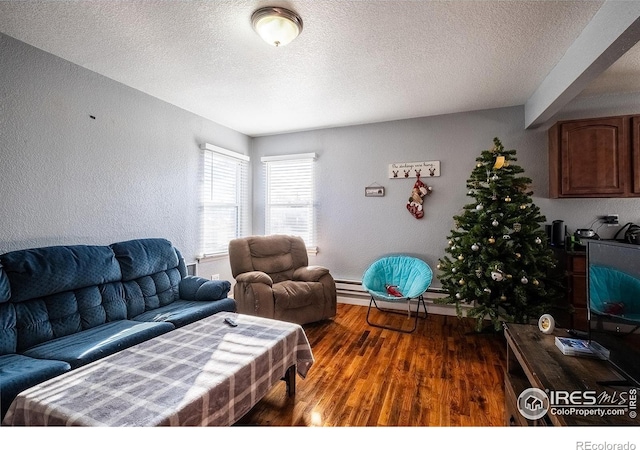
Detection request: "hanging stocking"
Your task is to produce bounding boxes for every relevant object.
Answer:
[406,173,431,219]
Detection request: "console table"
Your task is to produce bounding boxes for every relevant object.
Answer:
[3,312,314,426]
[504,323,637,426]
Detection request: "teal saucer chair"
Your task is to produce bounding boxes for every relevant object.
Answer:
[362,255,433,333]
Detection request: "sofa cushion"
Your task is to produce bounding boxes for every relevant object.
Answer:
[0,353,71,420]
[0,303,17,355]
[111,238,181,281]
[0,244,122,303]
[121,270,182,318]
[0,265,10,303]
[133,297,237,328]
[22,320,174,369]
[14,283,128,352]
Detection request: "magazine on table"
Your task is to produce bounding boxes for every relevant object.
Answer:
[555,336,610,360]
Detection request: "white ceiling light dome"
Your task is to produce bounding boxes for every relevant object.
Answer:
[251,6,303,47]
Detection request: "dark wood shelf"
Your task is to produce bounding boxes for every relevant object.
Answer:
[504,323,637,426]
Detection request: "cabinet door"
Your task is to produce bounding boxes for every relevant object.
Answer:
[632,116,640,195]
[559,117,628,197]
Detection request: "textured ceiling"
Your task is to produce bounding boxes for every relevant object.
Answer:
[1,0,638,136]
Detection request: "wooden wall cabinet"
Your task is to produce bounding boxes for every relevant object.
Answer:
[549,115,640,198]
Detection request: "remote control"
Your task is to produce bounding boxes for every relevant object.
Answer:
[224,317,238,327]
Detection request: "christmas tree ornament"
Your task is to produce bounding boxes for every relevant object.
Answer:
[532,279,539,286]
[475,268,482,278]
[468,190,474,195]
[492,192,498,200]
[521,276,529,284]
[500,295,507,301]
[436,263,441,270]
[513,223,522,232]
[520,204,527,210]
[483,288,491,293]
[452,268,457,273]
[504,196,511,202]
[492,219,499,227]
[448,240,453,246]
[451,245,456,250]
[493,156,505,169]
[458,279,465,285]
[471,243,480,251]
[503,234,511,240]
[492,174,499,181]
[515,252,521,259]
[491,269,504,281]
[506,274,513,279]
[488,236,496,244]
[535,237,542,245]
[476,163,483,168]
[475,204,484,211]
[455,293,462,299]
[458,255,464,261]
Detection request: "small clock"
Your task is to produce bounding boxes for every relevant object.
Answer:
[538,314,555,334]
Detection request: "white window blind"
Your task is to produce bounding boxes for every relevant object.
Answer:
[262,153,317,247]
[200,144,249,256]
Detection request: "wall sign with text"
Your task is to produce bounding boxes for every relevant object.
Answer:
[388,161,440,179]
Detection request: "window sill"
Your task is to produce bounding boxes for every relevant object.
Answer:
[196,253,228,262]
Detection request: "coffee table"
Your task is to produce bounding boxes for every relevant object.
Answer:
[2,312,314,426]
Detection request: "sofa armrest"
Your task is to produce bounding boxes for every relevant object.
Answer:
[293,266,330,282]
[179,276,231,301]
[235,271,273,286]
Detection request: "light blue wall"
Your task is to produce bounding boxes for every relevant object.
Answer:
[2,32,640,288]
[252,100,640,285]
[0,33,250,266]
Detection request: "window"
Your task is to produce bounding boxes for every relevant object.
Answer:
[200,143,249,256]
[262,153,317,247]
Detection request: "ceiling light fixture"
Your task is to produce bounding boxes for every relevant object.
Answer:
[251,6,303,47]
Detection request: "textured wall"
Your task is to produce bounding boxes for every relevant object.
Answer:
[0,33,250,263]
[252,103,640,285]
[2,32,639,288]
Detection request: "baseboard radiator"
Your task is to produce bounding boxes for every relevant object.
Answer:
[334,279,468,317]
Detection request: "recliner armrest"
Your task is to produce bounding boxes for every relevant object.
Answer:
[293,266,330,282]
[236,271,273,286]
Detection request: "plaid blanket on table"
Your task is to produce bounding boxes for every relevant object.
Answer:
[2,312,314,426]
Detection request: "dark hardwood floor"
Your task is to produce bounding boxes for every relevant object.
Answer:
[237,303,507,426]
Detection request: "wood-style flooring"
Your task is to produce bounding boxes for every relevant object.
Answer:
[237,303,507,426]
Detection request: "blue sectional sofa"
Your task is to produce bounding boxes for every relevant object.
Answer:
[0,238,235,420]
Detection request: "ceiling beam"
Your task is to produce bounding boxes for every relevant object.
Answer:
[524,0,640,129]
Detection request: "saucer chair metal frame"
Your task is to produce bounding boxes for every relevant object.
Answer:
[362,256,433,333]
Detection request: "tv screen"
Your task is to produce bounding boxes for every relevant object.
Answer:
[587,240,640,387]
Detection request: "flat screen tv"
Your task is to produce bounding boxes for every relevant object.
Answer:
[586,239,640,387]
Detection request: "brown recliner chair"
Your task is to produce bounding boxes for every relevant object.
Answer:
[228,235,337,325]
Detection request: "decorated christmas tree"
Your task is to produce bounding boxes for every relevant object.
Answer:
[436,138,563,331]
